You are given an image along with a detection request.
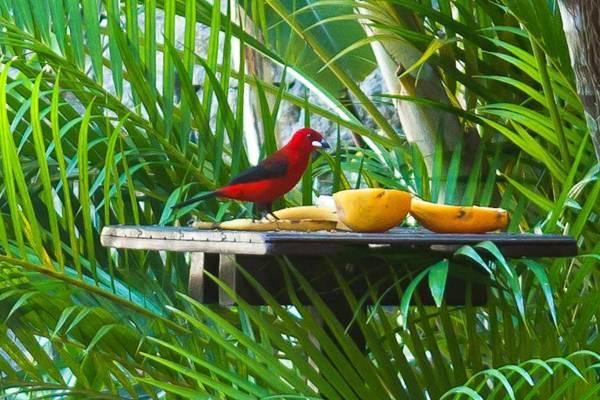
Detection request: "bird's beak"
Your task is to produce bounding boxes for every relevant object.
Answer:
[312,138,331,149]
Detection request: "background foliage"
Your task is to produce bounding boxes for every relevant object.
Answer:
[0,0,599,398]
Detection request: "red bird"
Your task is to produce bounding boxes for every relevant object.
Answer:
[171,128,330,216]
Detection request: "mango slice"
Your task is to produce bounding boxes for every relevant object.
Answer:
[410,198,509,233]
[333,188,411,232]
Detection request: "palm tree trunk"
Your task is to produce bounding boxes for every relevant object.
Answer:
[558,0,600,160]
[355,2,463,174]
[356,2,481,203]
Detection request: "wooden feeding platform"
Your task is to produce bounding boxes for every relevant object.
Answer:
[101,225,576,348]
[101,225,576,303]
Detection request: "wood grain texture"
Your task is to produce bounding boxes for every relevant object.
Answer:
[100,225,269,254]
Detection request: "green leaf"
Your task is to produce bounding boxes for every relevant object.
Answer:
[50,71,81,275]
[400,261,445,327]
[428,259,449,308]
[266,0,401,145]
[66,0,85,69]
[441,386,484,400]
[477,368,517,400]
[397,37,457,81]
[106,0,124,97]
[77,101,96,282]
[445,133,463,204]
[520,259,557,327]
[431,134,443,202]
[147,337,270,398]
[140,352,256,400]
[30,71,64,271]
[162,0,176,136]
[82,0,103,83]
[454,246,493,275]
[136,377,211,399]
[48,0,66,55]
[302,89,313,205]
[499,365,534,386]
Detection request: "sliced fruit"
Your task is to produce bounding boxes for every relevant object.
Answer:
[191,221,217,229]
[272,205,337,221]
[193,218,337,232]
[409,198,509,233]
[333,188,411,232]
[272,205,351,231]
[314,198,353,231]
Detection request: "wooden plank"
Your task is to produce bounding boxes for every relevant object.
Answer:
[101,225,577,258]
[100,225,269,254]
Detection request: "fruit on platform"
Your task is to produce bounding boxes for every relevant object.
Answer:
[192,218,337,231]
[333,188,411,232]
[409,198,509,233]
[272,205,337,221]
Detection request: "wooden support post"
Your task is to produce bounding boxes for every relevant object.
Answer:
[188,252,219,303]
[219,254,237,306]
[188,252,205,302]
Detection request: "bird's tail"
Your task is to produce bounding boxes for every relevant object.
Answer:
[171,191,217,209]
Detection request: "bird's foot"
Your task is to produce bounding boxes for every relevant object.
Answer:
[187,217,198,227]
[260,211,279,221]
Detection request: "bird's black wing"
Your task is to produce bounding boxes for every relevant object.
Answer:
[228,155,288,185]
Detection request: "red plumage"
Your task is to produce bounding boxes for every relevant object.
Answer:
[171,128,329,213]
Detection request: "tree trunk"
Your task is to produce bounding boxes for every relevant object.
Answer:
[356,2,481,204]
[355,3,463,174]
[558,0,600,161]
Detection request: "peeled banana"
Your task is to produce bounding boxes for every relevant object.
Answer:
[191,221,218,229]
[190,205,346,232]
[410,198,509,233]
[218,218,336,231]
[190,218,337,231]
[272,205,337,221]
[190,206,338,232]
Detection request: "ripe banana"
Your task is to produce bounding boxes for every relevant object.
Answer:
[272,205,337,221]
[220,218,336,231]
[410,198,509,233]
[191,221,217,229]
[190,205,339,231]
[333,188,412,232]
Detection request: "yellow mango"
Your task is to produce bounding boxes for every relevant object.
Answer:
[333,189,411,232]
[410,198,509,233]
